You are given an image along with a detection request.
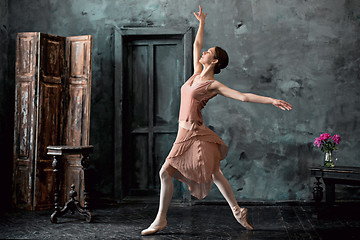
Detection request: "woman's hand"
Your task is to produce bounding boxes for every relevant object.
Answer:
[193,5,207,73]
[272,99,293,111]
[194,5,207,22]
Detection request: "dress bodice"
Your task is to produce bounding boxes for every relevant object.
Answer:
[178,73,216,127]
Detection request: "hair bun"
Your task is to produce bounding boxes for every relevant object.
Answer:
[214,46,229,74]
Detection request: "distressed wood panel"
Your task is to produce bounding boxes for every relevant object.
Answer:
[37,82,64,159]
[35,161,56,209]
[17,34,37,77]
[13,32,39,210]
[70,42,89,79]
[13,32,92,210]
[34,33,66,210]
[41,36,64,84]
[64,35,92,146]
[65,85,85,145]
[17,82,31,158]
[13,164,32,206]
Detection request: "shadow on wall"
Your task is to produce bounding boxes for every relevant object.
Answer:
[0,0,13,211]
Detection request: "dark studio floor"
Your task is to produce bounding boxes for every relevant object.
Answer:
[1,202,360,240]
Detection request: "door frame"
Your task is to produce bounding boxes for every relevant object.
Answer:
[114,26,193,201]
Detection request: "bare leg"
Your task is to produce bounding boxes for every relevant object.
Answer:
[212,169,238,207]
[154,166,173,223]
[141,166,173,235]
[212,169,254,230]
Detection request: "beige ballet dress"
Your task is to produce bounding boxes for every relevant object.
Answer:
[163,73,229,200]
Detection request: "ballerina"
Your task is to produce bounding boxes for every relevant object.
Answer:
[141,5,292,236]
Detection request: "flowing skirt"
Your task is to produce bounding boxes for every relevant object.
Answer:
[163,121,228,200]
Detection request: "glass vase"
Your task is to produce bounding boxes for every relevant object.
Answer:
[324,151,334,168]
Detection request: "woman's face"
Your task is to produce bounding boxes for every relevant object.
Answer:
[199,47,217,65]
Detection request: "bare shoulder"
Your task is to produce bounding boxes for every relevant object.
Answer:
[208,80,225,91]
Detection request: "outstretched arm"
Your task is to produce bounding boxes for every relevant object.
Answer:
[208,81,293,111]
[193,5,207,73]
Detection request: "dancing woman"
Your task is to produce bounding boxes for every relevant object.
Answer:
[141,5,292,236]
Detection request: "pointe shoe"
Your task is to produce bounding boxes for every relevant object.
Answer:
[141,220,167,236]
[232,205,254,231]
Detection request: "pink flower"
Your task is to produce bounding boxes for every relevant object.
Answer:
[332,134,341,144]
[313,137,322,148]
[314,132,341,153]
[319,133,331,141]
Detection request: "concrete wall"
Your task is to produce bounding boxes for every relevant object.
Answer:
[0,0,12,209]
[2,0,360,205]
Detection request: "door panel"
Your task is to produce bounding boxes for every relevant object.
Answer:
[154,44,181,128]
[13,32,39,209]
[132,134,149,192]
[123,37,183,199]
[63,35,92,204]
[129,44,149,130]
[64,35,92,146]
[35,33,66,209]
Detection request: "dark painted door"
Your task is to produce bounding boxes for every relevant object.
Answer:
[122,37,184,200]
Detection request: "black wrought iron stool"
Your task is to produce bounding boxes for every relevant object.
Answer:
[47,145,94,223]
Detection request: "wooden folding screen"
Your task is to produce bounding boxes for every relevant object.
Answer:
[12,32,92,210]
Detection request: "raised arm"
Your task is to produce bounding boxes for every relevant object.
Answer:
[193,5,207,73]
[208,81,293,111]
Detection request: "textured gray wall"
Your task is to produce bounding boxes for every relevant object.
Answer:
[0,0,12,209]
[2,0,360,205]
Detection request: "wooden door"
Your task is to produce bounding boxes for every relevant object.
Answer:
[121,35,187,200]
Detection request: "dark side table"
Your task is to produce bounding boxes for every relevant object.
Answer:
[47,145,94,223]
[310,166,360,204]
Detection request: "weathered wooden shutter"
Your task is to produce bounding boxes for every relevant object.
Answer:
[62,35,92,204]
[13,32,39,210]
[34,33,66,209]
[12,33,92,210]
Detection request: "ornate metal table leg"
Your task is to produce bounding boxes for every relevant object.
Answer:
[313,177,323,203]
[51,155,61,223]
